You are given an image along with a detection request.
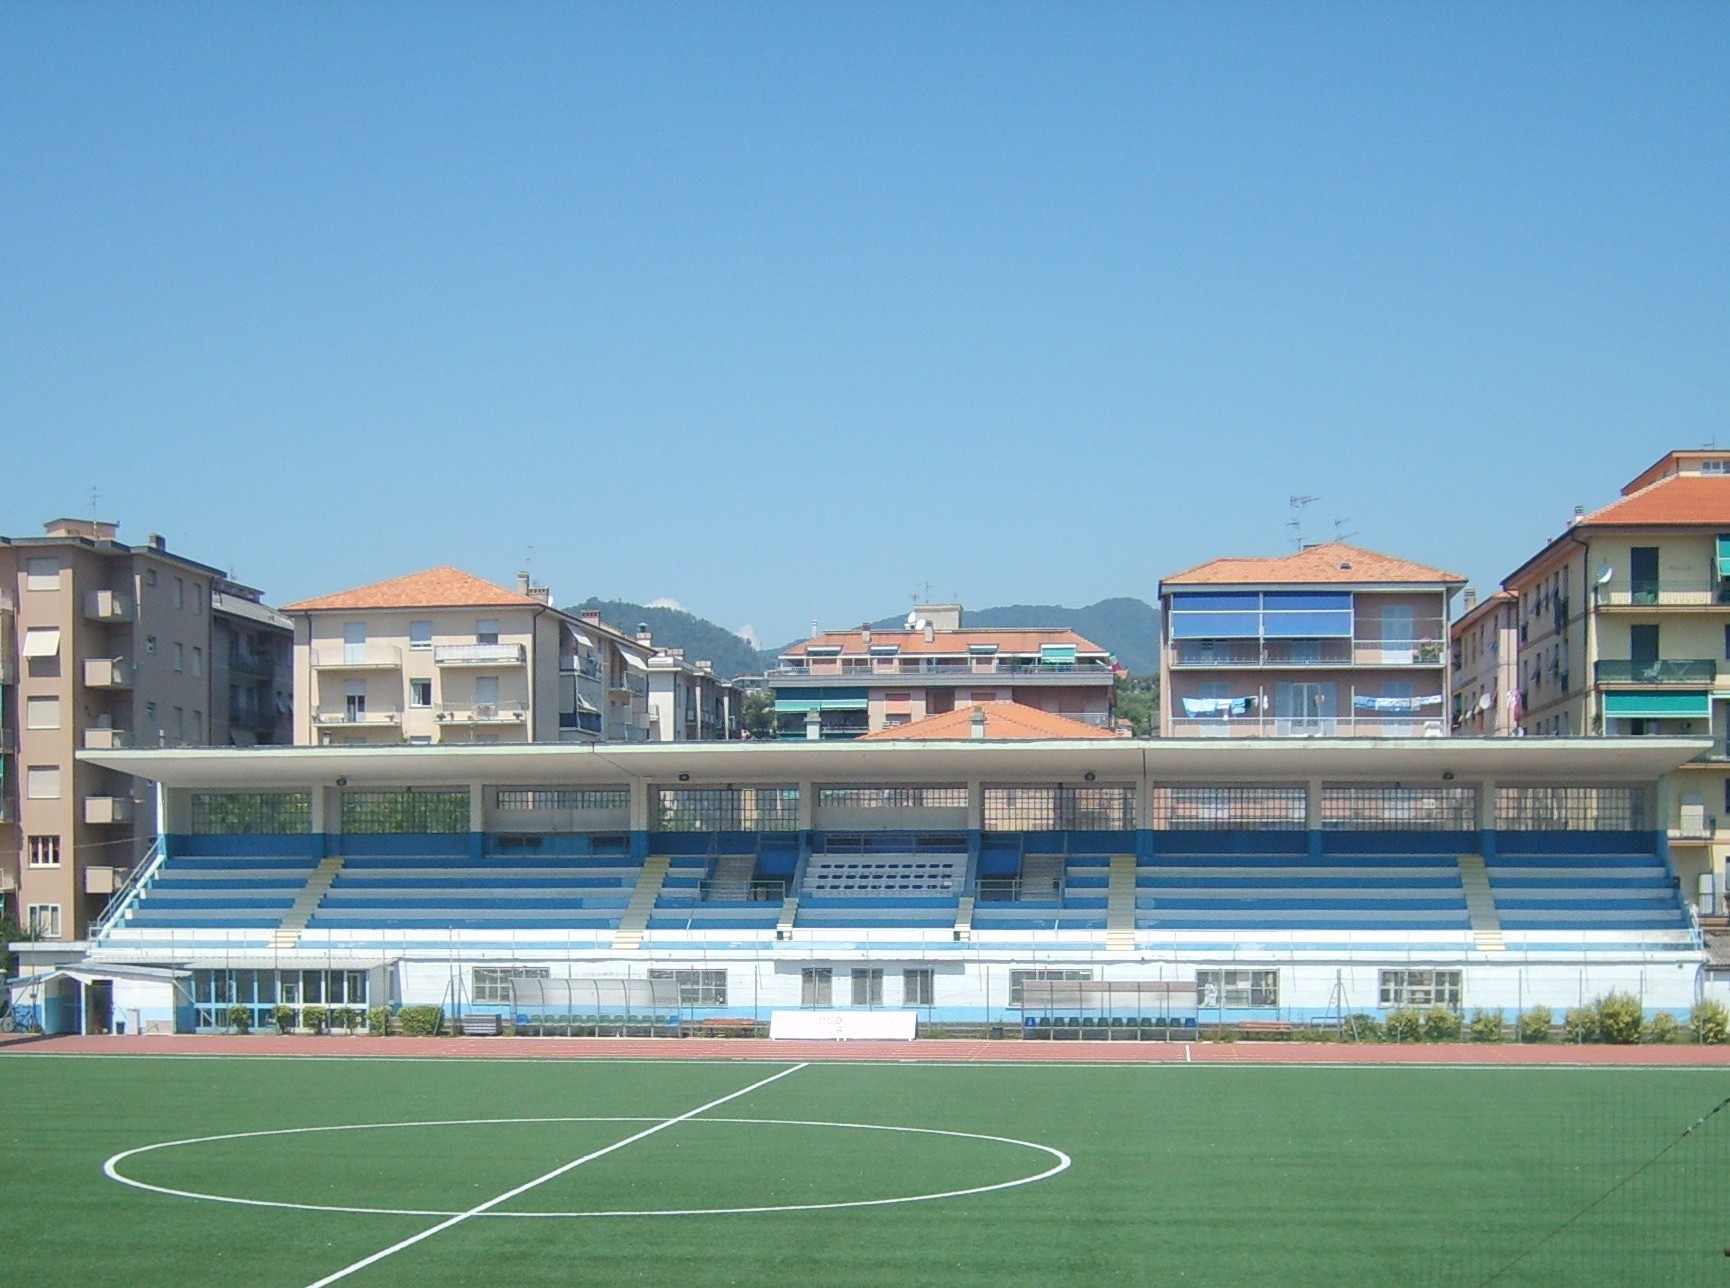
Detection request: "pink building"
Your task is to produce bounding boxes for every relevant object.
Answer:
[1159,542,1464,738]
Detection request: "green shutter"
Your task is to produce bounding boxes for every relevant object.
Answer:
[1717,535,1730,578]
[1603,690,1711,719]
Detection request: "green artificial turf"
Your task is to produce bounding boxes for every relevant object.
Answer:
[0,1055,1725,1287]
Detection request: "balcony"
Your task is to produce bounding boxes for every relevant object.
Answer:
[434,642,526,667]
[83,657,132,688]
[82,589,135,622]
[228,647,275,679]
[84,865,127,894]
[1165,715,1446,739]
[1169,638,1446,669]
[310,708,403,726]
[435,701,528,724]
[769,661,1115,684]
[1671,816,1721,843]
[1598,581,1730,608]
[1594,658,1717,684]
[309,644,403,670]
[83,727,130,750]
[84,795,135,825]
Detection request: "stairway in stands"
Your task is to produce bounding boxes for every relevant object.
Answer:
[270,856,344,950]
[613,854,670,950]
[1106,854,1137,950]
[707,853,757,901]
[1456,854,1505,950]
[1020,853,1065,900]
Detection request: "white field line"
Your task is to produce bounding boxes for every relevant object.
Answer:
[301,1062,809,1288]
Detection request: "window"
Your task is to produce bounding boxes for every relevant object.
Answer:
[190,793,312,835]
[192,581,203,613]
[145,635,157,655]
[474,676,500,710]
[903,968,934,1007]
[25,696,61,730]
[648,969,728,1006]
[409,678,432,708]
[1379,969,1462,1008]
[145,702,158,728]
[1009,968,1093,1006]
[25,557,60,590]
[476,618,500,645]
[883,714,910,728]
[851,968,884,1007]
[341,790,469,834]
[173,642,185,672]
[26,904,62,940]
[145,568,157,587]
[1196,969,1279,1008]
[496,788,629,811]
[172,707,185,740]
[191,646,203,677]
[25,765,61,799]
[27,836,61,867]
[21,627,61,659]
[472,966,550,1005]
[192,710,203,742]
[174,577,185,609]
[409,621,432,650]
[801,967,833,1007]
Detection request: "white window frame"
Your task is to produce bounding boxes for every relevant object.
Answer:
[25,765,62,800]
[27,835,61,868]
[27,904,62,939]
[800,967,833,1007]
[902,967,934,1007]
[851,968,884,1007]
[1196,969,1279,1008]
[471,966,550,1005]
[647,968,728,1006]
[409,678,433,708]
[25,557,60,591]
[25,695,61,730]
[1378,969,1462,1008]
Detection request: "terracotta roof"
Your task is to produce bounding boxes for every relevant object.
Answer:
[858,701,1122,741]
[1161,541,1465,588]
[783,628,1108,658]
[282,567,547,613]
[1580,474,1730,528]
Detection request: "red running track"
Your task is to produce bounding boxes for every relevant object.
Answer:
[4,1032,1730,1065]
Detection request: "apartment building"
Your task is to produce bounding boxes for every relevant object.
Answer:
[286,569,741,747]
[1449,590,1519,736]
[0,518,291,941]
[1159,542,1465,738]
[769,605,1116,739]
[1492,450,1730,916]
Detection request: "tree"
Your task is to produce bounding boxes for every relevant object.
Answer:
[1114,675,1159,737]
[742,689,778,739]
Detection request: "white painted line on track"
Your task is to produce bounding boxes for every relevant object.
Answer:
[300,1061,809,1288]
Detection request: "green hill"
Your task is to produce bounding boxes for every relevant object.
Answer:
[871,598,1161,675]
[566,599,769,681]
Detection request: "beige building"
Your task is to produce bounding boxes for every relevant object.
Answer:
[769,605,1116,739]
[1159,542,1465,738]
[1493,449,1730,916]
[0,518,291,942]
[1449,590,1519,736]
[286,569,740,747]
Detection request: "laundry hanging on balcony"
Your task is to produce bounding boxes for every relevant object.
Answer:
[1352,694,1443,713]
[1181,696,1258,717]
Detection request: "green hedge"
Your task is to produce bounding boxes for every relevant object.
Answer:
[397,1005,445,1037]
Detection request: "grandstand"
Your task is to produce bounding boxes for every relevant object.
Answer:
[13,736,1710,1035]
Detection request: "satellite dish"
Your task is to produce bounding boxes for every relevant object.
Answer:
[905,612,919,629]
[1596,565,1613,585]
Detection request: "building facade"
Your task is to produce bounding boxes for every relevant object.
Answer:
[768,605,1117,739]
[1159,542,1465,738]
[0,518,291,941]
[1449,590,1519,736]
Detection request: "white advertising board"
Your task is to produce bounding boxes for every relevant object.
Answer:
[768,1010,918,1040]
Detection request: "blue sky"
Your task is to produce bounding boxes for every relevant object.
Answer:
[3,2,1726,648]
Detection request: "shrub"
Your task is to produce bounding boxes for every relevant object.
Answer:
[1340,1013,1382,1043]
[367,1006,393,1036]
[1596,992,1644,1045]
[1692,998,1729,1045]
[227,1005,251,1034]
[335,1007,360,1033]
[1423,1007,1463,1043]
[302,1005,328,1035]
[1518,1005,1553,1043]
[272,1005,295,1035]
[397,1005,444,1037]
[1469,1010,1505,1043]
[1644,1012,1684,1045]
[1563,1003,1600,1043]
[1383,1008,1422,1043]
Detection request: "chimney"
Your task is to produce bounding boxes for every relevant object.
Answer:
[1569,504,1585,527]
[636,623,653,646]
[1464,589,1478,612]
[148,533,164,550]
[805,709,823,740]
[579,607,603,625]
[516,571,551,604]
[860,625,872,648]
[970,706,988,739]
[923,621,936,644]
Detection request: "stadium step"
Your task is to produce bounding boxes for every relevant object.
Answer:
[612,854,671,950]
[1106,854,1136,950]
[776,896,799,940]
[269,855,345,950]
[707,853,757,902]
[1457,854,1505,950]
[953,894,974,941]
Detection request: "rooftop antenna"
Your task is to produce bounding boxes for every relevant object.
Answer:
[1287,495,1319,549]
[90,485,100,519]
[913,580,937,604]
[1333,516,1359,542]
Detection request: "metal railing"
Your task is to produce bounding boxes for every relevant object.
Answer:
[768,661,1114,678]
[1166,715,1446,738]
[310,644,403,669]
[311,708,403,725]
[435,701,528,723]
[434,642,526,666]
[1597,582,1730,608]
[699,878,789,903]
[1672,816,1720,841]
[87,838,162,941]
[1594,658,1717,683]
[1171,639,1446,668]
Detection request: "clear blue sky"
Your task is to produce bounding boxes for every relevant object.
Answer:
[3,2,1725,648]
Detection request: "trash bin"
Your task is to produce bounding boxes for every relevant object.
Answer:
[116,1020,126,1035]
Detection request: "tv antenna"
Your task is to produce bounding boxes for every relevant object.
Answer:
[911,581,937,605]
[1333,516,1359,543]
[90,485,100,519]
[1287,496,1320,549]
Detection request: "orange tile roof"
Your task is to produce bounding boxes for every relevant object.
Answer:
[1161,541,1465,588]
[282,566,547,613]
[784,628,1108,658]
[1580,474,1730,527]
[858,701,1122,740]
